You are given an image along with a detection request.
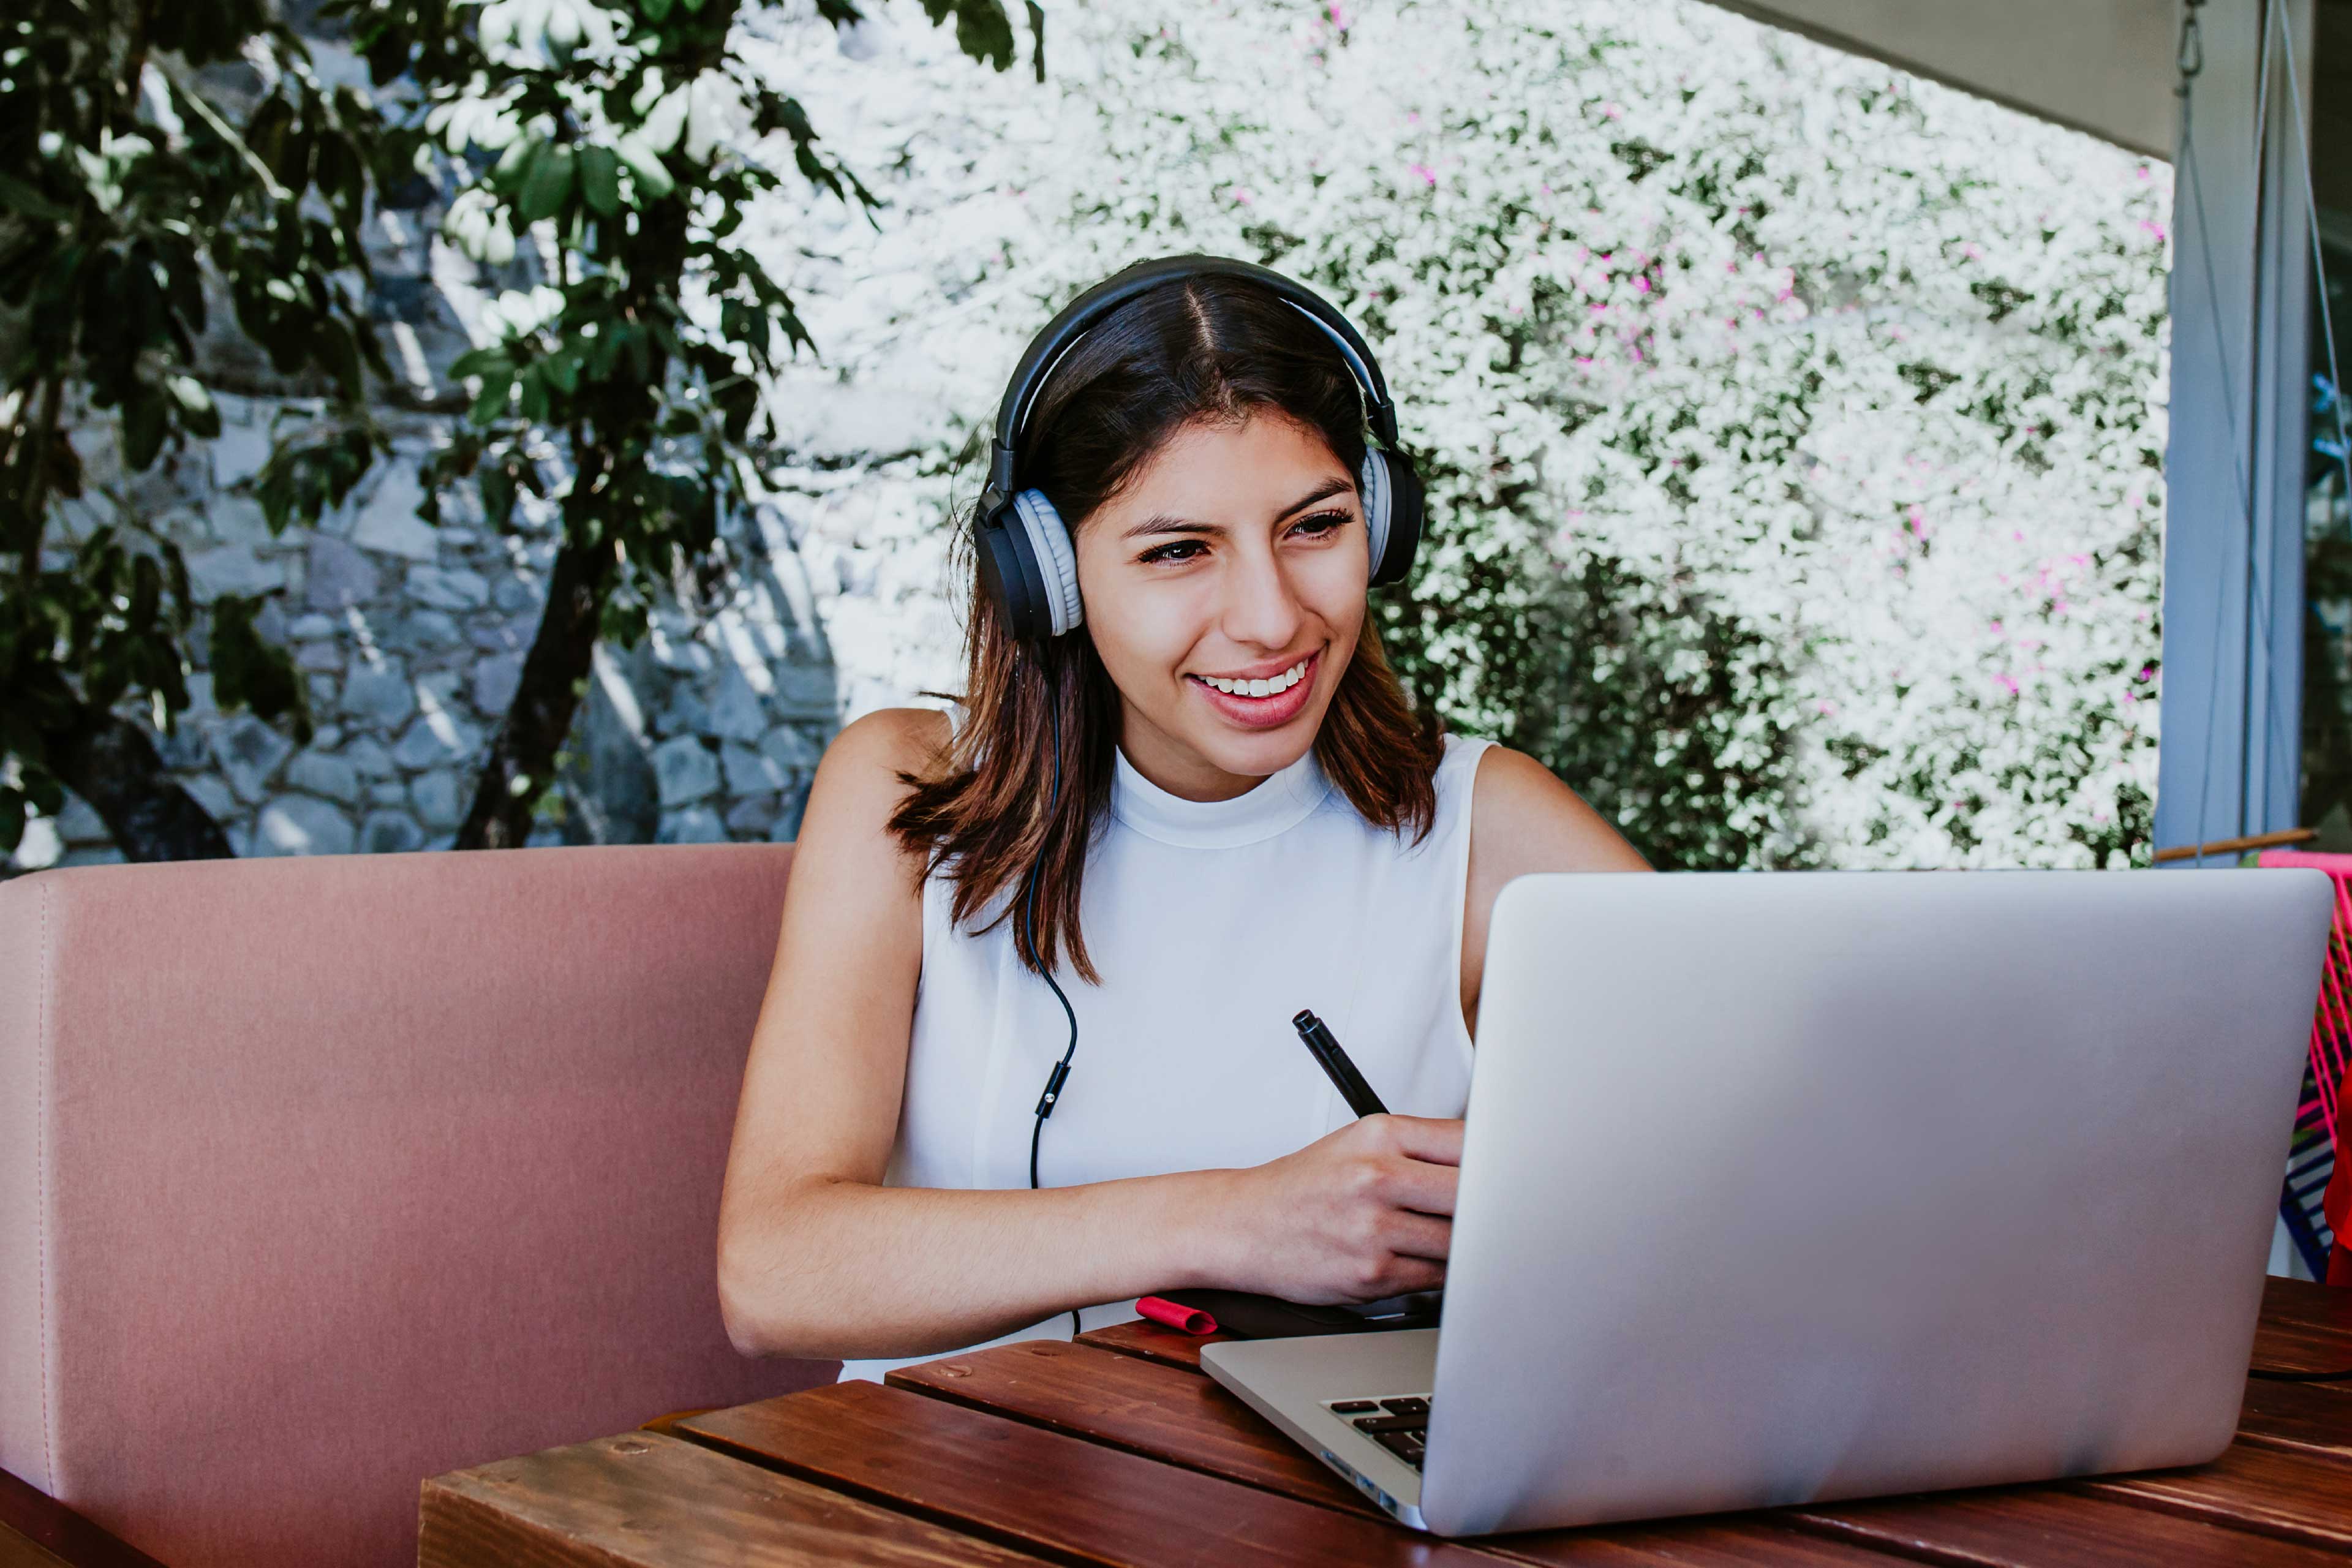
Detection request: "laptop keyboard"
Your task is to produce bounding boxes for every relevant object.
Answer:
[1324,1393,1433,1469]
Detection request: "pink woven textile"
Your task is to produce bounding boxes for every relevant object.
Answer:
[2254,850,2352,1284]
[0,844,832,1566]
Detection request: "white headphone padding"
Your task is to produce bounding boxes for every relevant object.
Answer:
[1012,488,1084,636]
[1358,450,1392,580]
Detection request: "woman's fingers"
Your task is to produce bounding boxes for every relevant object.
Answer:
[1368,1112,1466,1168]
[1374,1257,1447,1296]
[1378,1153,1459,1218]
[1381,1209,1452,1262]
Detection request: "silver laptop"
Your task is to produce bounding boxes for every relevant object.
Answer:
[1202,869,2334,1536]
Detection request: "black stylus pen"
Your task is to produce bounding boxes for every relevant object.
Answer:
[1292,1009,1389,1117]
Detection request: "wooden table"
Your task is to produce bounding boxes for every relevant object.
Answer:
[419,1276,2352,1567]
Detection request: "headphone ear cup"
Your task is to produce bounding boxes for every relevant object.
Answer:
[977,505,1047,640]
[1357,450,1391,582]
[1010,488,1085,636]
[1365,450,1423,587]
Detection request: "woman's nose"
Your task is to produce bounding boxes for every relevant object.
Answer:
[1222,541,1306,650]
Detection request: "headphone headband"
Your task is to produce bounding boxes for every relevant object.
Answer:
[981,254,1401,518]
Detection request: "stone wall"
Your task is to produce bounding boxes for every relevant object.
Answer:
[7,141,858,874]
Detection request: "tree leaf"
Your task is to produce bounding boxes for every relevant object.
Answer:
[0,173,73,225]
[481,466,516,531]
[578,145,620,215]
[542,347,581,394]
[122,383,169,471]
[210,594,310,740]
[614,135,674,199]
[470,364,515,424]
[518,143,575,222]
[449,346,513,380]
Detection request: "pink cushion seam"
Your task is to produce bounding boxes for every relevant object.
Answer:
[35,877,53,1488]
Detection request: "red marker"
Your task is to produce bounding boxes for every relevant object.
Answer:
[1136,1295,1219,1335]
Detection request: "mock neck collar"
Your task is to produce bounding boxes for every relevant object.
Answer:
[1110,742,1333,849]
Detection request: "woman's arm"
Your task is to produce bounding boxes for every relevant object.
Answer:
[1460,745,1654,1036]
[717,707,1463,1361]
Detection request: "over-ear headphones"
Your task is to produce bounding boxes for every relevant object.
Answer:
[974,254,1426,641]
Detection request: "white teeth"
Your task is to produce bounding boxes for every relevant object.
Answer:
[1201,660,1307,697]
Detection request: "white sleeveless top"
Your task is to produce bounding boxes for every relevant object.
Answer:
[835,725,1495,1383]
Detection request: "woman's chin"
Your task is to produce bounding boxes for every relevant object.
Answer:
[1173,695,1332,783]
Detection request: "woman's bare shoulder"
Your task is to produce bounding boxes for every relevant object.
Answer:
[796,706,955,863]
[1468,743,1651,877]
[817,706,954,786]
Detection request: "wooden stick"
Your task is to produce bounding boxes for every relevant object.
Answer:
[2152,826,2320,864]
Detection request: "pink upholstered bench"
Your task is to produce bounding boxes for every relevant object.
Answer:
[0,845,832,1566]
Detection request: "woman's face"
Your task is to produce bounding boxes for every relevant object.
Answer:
[1073,410,1369,801]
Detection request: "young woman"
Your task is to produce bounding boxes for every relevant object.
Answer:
[717,258,1650,1382]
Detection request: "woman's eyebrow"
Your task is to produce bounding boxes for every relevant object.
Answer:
[1124,475,1356,540]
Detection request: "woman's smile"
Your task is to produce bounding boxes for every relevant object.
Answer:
[1186,647,1322,730]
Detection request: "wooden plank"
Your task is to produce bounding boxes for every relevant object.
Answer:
[2253,1321,2352,1379]
[1075,1318,1229,1370]
[884,1343,1901,1567]
[418,1428,1049,1568]
[2253,1280,2352,1378]
[2084,1441,2352,1553]
[1483,1518,1917,1567]
[2261,1278,2352,1337]
[888,1338,1381,1516]
[1790,1485,2352,1567]
[0,1470,165,1568]
[682,1379,1522,1567]
[2239,1377,2352,1460]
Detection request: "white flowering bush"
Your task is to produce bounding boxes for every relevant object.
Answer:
[741,0,2169,869]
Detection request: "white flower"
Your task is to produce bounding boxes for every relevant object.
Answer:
[482,284,568,341]
[442,187,518,266]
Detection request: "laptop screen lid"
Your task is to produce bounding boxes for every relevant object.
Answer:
[1420,869,2333,1537]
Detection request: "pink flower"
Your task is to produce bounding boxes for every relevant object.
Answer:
[1994,673,2020,696]
[1406,162,1436,187]
[1634,276,1651,293]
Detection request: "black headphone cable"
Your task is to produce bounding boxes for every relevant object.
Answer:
[1022,685,1084,1339]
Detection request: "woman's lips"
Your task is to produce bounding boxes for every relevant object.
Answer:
[1186,649,1320,730]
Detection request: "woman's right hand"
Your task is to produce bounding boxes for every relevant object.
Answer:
[1210,1114,1463,1304]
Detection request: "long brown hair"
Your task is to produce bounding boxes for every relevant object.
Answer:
[889,272,1444,982]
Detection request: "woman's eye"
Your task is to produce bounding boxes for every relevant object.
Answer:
[1137,539,1208,565]
[1289,509,1351,539]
